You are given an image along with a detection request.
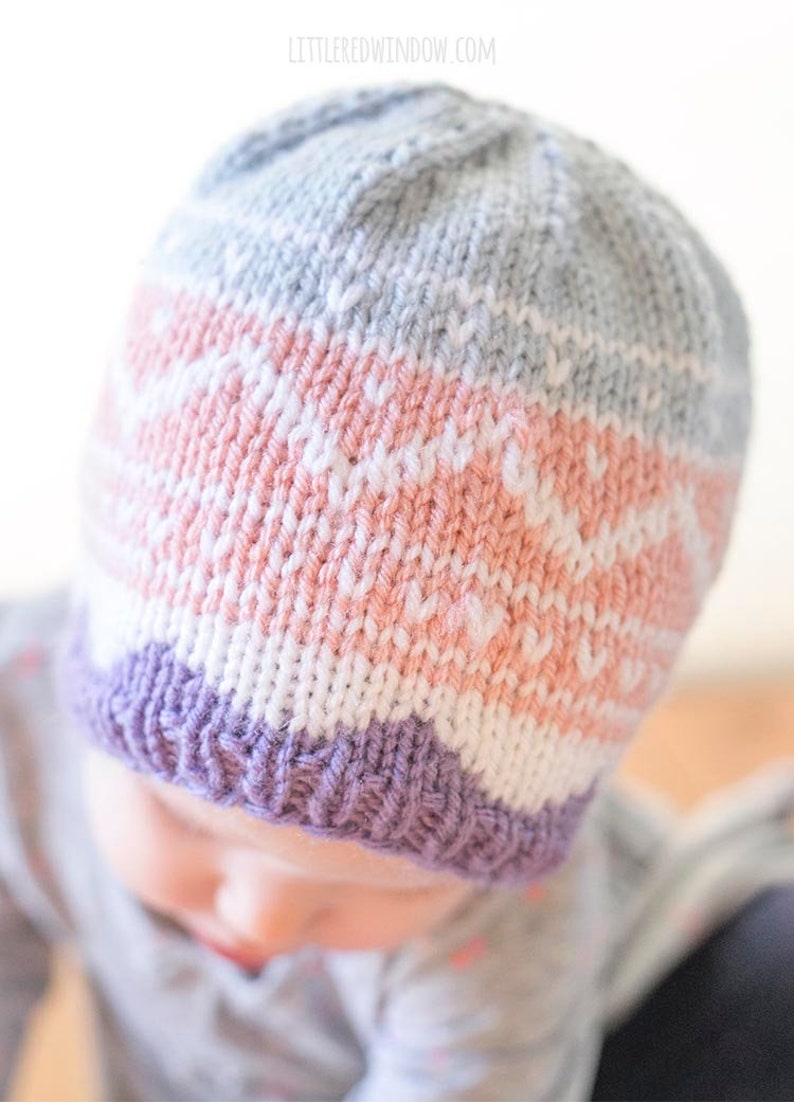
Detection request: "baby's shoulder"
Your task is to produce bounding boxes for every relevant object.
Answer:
[0,583,72,673]
[0,581,73,820]
[381,839,606,989]
[0,583,77,942]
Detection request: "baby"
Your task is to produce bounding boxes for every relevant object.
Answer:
[81,744,477,967]
[3,80,789,1102]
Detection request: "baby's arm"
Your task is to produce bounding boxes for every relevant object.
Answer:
[0,879,53,1100]
[0,595,58,1099]
[343,825,609,1102]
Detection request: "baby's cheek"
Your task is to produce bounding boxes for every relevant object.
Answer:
[331,895,401,943]
[113,827,211,912]
[83,766,214,911]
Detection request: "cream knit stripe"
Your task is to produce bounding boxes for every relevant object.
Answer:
[72,561,649,816]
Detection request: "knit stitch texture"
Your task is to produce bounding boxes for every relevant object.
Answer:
[54,81,753,884]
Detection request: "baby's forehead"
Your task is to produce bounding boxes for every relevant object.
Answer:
[144,766,462,891]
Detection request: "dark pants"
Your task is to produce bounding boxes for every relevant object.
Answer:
[590,885,794,1102]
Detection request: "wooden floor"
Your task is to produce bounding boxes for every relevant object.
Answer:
[9,675,794,1102]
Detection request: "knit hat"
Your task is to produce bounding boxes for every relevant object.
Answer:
[54,81,752,886]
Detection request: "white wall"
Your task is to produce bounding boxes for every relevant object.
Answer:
[2,0,791,686]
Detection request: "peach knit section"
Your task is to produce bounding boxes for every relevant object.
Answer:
[80,283,742,742]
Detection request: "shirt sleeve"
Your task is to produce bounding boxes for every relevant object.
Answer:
[342,817,610,1102]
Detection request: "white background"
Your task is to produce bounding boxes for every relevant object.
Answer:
[1,0,791,687]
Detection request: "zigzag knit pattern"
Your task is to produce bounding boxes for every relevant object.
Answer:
[54,82,752,884]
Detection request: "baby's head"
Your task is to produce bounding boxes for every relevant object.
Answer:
[56,82,752,962]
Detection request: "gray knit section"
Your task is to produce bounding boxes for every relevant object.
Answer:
[140,81,751,458]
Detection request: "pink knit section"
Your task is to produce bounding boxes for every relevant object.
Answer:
[82,282,742,742]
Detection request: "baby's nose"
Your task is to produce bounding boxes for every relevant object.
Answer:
[214,877,327,953]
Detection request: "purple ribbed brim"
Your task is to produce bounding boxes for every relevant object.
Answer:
[53,607,597,886]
